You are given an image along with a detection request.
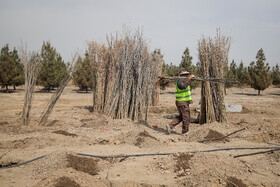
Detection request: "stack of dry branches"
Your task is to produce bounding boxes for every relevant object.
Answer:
[151,50,163,106]
[198,29,231,124]
[89,28,160,121]
[21,48,42,126]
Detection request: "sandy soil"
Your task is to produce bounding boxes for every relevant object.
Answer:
[0,85,279,187]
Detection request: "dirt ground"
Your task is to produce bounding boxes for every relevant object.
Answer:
[0,85,279,187]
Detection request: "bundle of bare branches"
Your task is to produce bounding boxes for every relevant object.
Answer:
[21,47,43,126]
[38,55,77,126]
[198,29,231,124]
[151,50,163,106]
[89,28,160,121]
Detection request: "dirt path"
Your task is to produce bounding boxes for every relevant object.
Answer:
[0,86,279,186]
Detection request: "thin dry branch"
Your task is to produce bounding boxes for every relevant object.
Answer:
[233,149,280,158]
[198,128,246,143]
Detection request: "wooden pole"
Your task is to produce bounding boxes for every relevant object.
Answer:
[234,149,280,158]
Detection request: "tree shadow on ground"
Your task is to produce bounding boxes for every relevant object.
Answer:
[234,93,258,96]
[0,90,16,93]
[137,120,182,136]
[160,91,198,95]
[73,89,93,94]
[73,106,93,112]
[160,91,175,95]
[35,89,56,93]
[269,93,280,96]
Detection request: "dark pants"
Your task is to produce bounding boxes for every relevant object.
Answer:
[169,101,190,134]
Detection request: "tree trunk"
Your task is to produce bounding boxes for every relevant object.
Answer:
[5,85,8,92]
[14,85,16,90]
[258,90,260,95]
[152,81,160,106]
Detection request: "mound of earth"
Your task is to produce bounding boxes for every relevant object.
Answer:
[174,153,193,176]
[110,130,161,148]
[226,176,248,187]
[0,137,40,149]
[135,131,159,148]
[66,154,99,175]
[202,129,230,143]
[54,176,80,187]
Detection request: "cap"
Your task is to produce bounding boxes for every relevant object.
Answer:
[179,68,190,76]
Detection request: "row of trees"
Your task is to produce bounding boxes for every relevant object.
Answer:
[0,42,67,92]
[162,48,280,94]
[226,48,280,94]
[1,43,280,94]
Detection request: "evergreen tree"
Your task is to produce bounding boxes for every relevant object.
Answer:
[179,47,199,89]
[228,60,237,80]
[11,48,24,89]
[226,60,237,88]
[179,48,193,70]
[248,48,271,95]
[38,41,67,91]
[271,64,280,87]
[0,44,20,91]
[236,61,250,85]
[73,52,93,92]
[162,62,179,77]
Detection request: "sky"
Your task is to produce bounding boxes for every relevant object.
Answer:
[0,0,280,67]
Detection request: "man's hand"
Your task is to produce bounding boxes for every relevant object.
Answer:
[189,75,195,80]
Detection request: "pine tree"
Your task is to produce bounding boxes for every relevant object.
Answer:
[162,62,179,77]
[271,64,280,87]
[179,47,199,89]
[11,48,24,89]
[0,44,18,91]
[179,48,193,70]
[73,52,93,92]
[236,61,250,85]
[226,60,237,88]
[38,41,67,91]
[248,48,271,95]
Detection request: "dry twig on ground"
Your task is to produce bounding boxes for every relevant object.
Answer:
[234,149,280,158]
[198,128,246,143]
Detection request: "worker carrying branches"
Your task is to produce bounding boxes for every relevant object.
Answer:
[166,68,195,135]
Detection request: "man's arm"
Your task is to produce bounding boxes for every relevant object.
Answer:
[177,75,195,89]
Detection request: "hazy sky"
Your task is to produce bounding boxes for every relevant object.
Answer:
[1,0,279,67]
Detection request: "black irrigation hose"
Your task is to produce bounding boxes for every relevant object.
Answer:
[77,147,280,158]
[1,147,280,169]
[0,155,47,169]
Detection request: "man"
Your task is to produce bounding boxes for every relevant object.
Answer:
[166,68,195,135]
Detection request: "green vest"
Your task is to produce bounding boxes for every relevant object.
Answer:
[175,82,192,101]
